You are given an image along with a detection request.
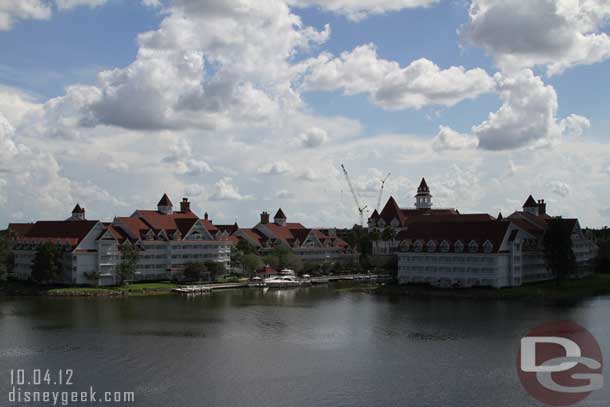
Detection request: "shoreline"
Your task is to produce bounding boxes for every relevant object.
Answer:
[374,274,610,302]
[3,274,610,301]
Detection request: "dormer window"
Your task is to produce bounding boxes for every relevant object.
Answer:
[468,240,479,253]
[391,218,399,227]
[440,240,450,253]
[483,240,493,253]
[455,240,464,253]
[399,240,410,252]
[414,240,423,252]
[426,240,437,252]
[379,219,386,227]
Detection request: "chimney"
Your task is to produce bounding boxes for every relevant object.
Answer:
[260,211,270,225]
[538,199,546,216]
[204,212,209,221]
[180,197,191,213]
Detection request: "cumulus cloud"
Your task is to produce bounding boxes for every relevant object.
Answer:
[55,0,108,10]
[547,180,571,197]
[257,161,293,175]
[299,127,328,148]
[0,1,51,30]
[209,177,251,201]
[560,114,591,138]
[472,70,589,150]
[432,126,478,151]
[288,0,438,21]
[461,0,610,75]
[276,190,296,199]
[161,137,212,176]
[0,0,110,31]
[303,44,495,110]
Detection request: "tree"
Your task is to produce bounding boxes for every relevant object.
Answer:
[204,261,225,282]
[183,262,208,282]
[382,226,396,242]
[236,239,257,255]
[117,244,139,286]
[263,254,280,270]
[241,254,263,278]
[0,232,14,281]
[32,242,64,284]
[544,217,576,284]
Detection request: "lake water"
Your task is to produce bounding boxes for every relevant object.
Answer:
[1,285,609,406]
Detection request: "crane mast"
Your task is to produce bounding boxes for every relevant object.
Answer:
[340,164,367,226]
[376,172,391,212]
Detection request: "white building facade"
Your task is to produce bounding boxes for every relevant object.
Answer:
[10,196,232,286]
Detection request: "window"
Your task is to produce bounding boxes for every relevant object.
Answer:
[399,240,410,252]
[414,240,423,252]
[440,240,450,253]
[455,241,464,253]
[426,241,437,252]
[483,240,493,254]
[468,240,479,253]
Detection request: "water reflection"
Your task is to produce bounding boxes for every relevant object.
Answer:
[0,287,608,407]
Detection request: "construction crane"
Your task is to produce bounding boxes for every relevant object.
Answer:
[340,164,367,226]
[376,172,391,212]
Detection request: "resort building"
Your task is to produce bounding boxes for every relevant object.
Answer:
[384,181,598,288]
[232,209,355,263]
[10,195,231,286]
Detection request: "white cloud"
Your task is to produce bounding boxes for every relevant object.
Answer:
[257,161,293,175]
[560,114,591,138]
[55,0,108,10]
[432,125,478,151]
[0,0,111,31]
[461,0,610,75]
[472,70,588,150]
[547,180,571,197]
[106,161,129,173]
[288,0,438,21]
[0,1,51,31]
[299,127,328,148]
[276,190,296,199]
[303,44,495,110]
[209,177,251,201]
[161,136,212,176]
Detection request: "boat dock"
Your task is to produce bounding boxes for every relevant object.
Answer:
[173,275,389,294]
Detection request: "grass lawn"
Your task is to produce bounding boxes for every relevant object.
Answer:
[47,282,177,297]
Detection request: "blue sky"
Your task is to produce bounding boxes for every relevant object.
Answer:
[0,0,609,228]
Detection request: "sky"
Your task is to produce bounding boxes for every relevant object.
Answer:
[0,0,609,229]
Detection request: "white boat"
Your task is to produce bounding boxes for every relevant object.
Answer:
[264,275,301,288]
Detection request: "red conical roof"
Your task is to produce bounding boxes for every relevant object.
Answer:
[417,177,429,193]
[274,208,287,219]
[157,193,173,207]
[72,203,84,213]
[523,195,537,208]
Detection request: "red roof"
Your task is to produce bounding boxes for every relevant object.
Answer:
[378,196,405,224]
[523,195,537,208]
[238,228,266,246]
[134,209,198,232]
[396,220,511,253]
[115,217,150,240]
[72,203,85,213]
[416,177,429,194]
[8,223,35,237]
[216,223,239,235]
[20,220,99,247]
[157,193,173,207]
[274,208,287,220]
